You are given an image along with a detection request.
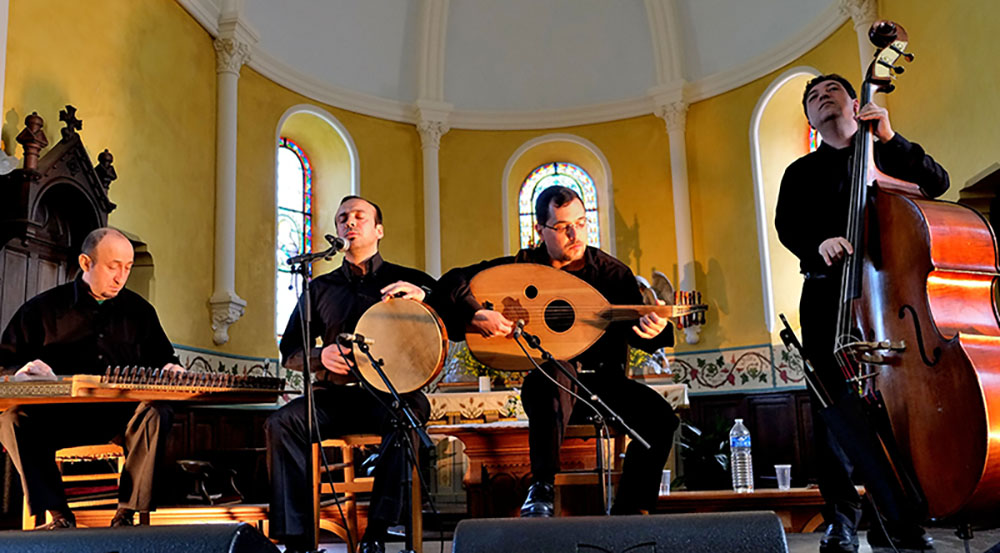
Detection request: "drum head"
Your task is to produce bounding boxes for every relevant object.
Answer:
[354,299,447,394]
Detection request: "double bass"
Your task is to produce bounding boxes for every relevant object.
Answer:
[837,21,1000,520]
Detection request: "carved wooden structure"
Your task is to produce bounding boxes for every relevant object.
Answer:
[0,106,117,331]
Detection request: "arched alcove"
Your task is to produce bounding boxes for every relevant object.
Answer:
[750,66,819,337]
[501,134,614,255]
[274,105,359,339]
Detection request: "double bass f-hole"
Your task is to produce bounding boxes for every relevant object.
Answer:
[898,304,941,367]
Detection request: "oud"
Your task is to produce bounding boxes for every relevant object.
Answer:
[466,263,706,372]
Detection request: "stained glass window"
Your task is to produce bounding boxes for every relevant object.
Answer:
[275,137,313,341]
[518,162,599,249]
[808,127,821,152]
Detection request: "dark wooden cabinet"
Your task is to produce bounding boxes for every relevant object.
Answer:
[685,389,815,489]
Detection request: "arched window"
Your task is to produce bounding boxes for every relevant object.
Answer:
[275,137,313,341]
[518,162,599,249]
[808,127,821,152]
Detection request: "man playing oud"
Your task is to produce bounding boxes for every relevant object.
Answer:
[435,185,679,517]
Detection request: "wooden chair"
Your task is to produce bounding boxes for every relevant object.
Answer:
[22,443,126,529]
[312,435,423,553]
[553,424,626,516]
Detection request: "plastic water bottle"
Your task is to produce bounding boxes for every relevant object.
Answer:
[730,418,754,493]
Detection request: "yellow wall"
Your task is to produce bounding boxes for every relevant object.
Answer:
[6,0,998,361]
[758,73,813,338]
[4,0,218,349]
[440,114,676,285]
[880,1,1000,196]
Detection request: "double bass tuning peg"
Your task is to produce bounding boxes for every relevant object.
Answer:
[889,44,915,62]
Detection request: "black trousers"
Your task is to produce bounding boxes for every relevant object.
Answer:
[0,402,173,516]
[521,363,678,514]
[800,277,864,529]
[265,383,429,542]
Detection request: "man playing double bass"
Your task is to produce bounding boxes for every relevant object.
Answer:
[435,185,679,518]
[775,74,948,552]
[268,196,435,553]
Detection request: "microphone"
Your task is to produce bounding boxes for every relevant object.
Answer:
[325,234,351,252]
[337,332,374,346]
[513,319,526,338]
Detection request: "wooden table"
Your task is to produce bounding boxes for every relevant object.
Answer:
[654,487,847,532]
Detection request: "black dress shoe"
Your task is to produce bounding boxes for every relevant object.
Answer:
[820,523,859,553]
[519,481,554,518]
[867,525,935,551]
[357,540,385,553]
[109,509,135,528]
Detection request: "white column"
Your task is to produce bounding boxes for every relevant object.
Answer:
[840,0,879,78]
[414,0,451,277]
[416,105,450,277]
[0,0,17,173]
[656,99,701,344]
[209,16,256,345]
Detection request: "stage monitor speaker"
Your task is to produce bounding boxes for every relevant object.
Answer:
[0,522,279,553]
[453,511,788,553]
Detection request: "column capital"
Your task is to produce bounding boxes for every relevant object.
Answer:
[655,100,688,135]
[209,292,247,345]
[839,0,878,28]
[416,100,452,149]
[214,36,252,75]
[214,13,258,75]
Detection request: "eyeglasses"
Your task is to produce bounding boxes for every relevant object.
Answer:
[541,218,588,235]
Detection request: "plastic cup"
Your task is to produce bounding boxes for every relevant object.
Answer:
[775,464,791,490]
[659,469,671,496]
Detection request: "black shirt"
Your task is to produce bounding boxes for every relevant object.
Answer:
[0,276,179,375]
[278,252,437,368]
[434,245,674,376]
[775,132,949,277]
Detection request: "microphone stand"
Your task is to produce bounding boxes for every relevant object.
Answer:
[350,335,432,553]
[514,326,651,515]
[286,241,344,552]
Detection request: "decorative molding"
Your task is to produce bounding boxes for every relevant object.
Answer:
[417,0,450,101]
[417,119,449,150]
[644,0,684,84]
[177,1,847,130]
[748,66,821,332]
[174,0,220,36]
[174,344,278,377]
[654,100,688,134]
[659,343,806,395]
[209,294,247,345]
[249,48,416,123]
[213,37,252,75]
[839,0,878,27]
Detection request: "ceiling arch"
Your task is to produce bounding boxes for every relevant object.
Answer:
[180,0,847,129]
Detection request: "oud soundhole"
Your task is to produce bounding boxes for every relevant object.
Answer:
[524,285,538,299]
[544,299,574,333]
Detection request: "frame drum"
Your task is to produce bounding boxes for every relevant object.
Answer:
[353,299,448,394]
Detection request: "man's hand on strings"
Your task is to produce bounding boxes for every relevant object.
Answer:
[320,343,353,375]
[819,237,854,266]
[380,281,426,302]
[857,102,895,143]
[13,359,57,382]
[471,309,513,338]
[161,363,186,374]
[633,299,668,339]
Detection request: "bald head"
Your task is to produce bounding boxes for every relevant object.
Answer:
[79,227,134,300]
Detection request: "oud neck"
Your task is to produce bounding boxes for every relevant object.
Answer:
[602,305,692,322]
